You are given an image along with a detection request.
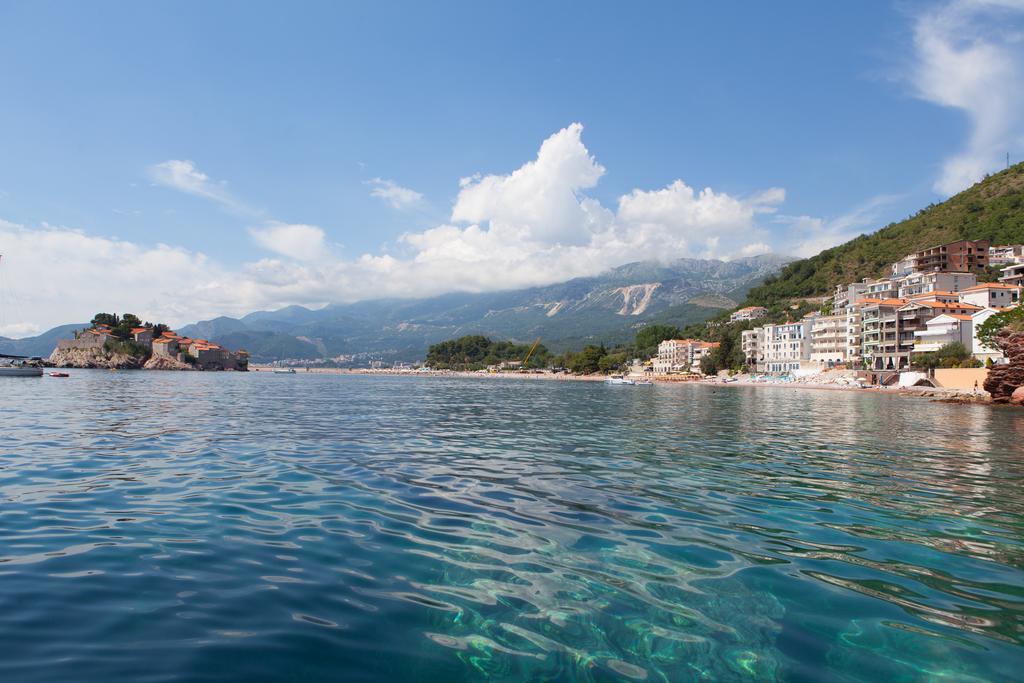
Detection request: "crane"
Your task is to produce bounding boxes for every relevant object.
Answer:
[519,337,542,370]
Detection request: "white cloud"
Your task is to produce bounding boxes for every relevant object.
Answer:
[774,194,902,257]
[910,0,1024,195]
[4,123,876,336]
[451,123,608,245]
[249,223,327,261]
[367,178,424,209]
[149,160,232,203]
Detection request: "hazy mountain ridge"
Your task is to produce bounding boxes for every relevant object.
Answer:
[177,254,790,361]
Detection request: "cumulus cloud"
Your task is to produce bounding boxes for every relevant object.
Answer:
[4,123,860,335]
[367,178,424,209]
[451,123,607,245]
[249,223,328,261]
[910,0,1024,195]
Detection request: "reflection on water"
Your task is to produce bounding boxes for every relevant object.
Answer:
[1,372,1022,681]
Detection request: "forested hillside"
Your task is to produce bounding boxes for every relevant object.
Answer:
[745,163,1024,305]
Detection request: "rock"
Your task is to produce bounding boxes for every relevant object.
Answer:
[1011,386,1024,406]
[48,346,144,369]
[143,355,195,371]
[983,330,1024,403]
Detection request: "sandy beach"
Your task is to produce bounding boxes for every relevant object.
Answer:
[249,365,991,402]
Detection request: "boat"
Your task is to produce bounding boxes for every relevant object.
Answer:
[0,355,43,377]
[49,371,70,377]
[273,368,297,374]
[634,379,653,385]
[605,375,635,385]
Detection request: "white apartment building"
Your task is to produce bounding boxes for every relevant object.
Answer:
[654,339,718,374]
[810,313,846,367]
[833,281,870,313]
[760,319,812,374]
[891,255,917,278]
[913,314,973,354]
[896,271,977,299]
[971,308,1009,364]
[959,283,1021,309]
[864,278,899,300]
[729,306,768,323]
[654,339,690,374]
[999,263,1024,287]
[989,244,1024,266]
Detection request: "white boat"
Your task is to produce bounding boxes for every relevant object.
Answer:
[605,375,635,385]
[272,368,297,374]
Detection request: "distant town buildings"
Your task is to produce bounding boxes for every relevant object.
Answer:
[989,244,1024,266]
[740,240,1023,374]
[729,306,767,323]
[653,339,719,374]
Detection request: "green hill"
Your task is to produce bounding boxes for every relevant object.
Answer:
[744,162,1024,305]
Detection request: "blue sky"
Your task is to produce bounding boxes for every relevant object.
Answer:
[1,0,1023,335]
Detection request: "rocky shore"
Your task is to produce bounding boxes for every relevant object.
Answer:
[983,329,1024,405]
[48,346,144,369]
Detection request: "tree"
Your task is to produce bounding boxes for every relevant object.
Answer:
[569,345,606,374]
[634,325,681,359]
[976,307,1024,350]
[91,313,120,328]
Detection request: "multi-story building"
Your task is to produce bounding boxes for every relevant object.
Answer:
[1000,263,1024,287]
[959,283,1021,309]
[864,278,899,300]
[896,271,977,299]
[989,244,1024,266]
[907,290,961,304]
[861,299,908,370]
[895,300,982,365]
[741,328,764,372]
[809,313,846,367]
[654,339,716,374]
[729,306,768,323]
[913,314,973,354]
[971,307,1013,364]
[760,319,812,374]
[833,280,870,313]
[891,255,918,278]
[911,239,989,273]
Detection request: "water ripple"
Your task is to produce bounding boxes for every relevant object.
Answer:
[0,371,1022,681]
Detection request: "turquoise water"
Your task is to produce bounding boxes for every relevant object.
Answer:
[1,372,1022,681]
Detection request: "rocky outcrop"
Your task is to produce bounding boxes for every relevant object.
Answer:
[143,355,195,371]
[48,346,144,369]
[983,330,1024,403]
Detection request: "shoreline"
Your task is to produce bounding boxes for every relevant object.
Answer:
[249,366,993,403]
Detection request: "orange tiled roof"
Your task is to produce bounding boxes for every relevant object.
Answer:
[152,338,175,345]
[945,314,974,320]
[962,282,1021,291]
[131,327,148,333]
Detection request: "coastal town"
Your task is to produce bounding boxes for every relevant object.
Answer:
[625,240,1023,399]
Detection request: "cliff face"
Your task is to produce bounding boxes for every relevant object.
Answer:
[143,355,195,371]
[983,330,1024,403]
[48,346,145,369]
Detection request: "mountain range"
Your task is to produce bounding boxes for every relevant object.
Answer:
[177,254,790,362]
[0,254,789,361]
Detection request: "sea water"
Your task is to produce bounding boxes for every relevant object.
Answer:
[1,371,1022,681]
